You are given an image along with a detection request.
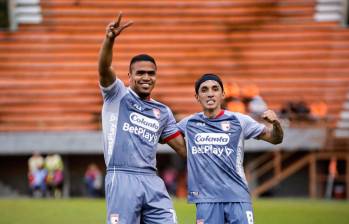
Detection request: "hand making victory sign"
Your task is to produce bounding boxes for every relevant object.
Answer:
[106,12,133,39]
[98,12,133,87]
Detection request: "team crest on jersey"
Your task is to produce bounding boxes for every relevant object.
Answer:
[221,121,230,131]
[110,214,119,224]
[153,108,161,119]
[197,219,204,224]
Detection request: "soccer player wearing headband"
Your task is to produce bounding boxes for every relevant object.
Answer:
[177,74,283,224]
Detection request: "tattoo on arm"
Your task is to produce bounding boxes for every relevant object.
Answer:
[271,121,283,144]
[258,121,283,144]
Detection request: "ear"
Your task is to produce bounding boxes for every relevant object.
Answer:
[195,94,200,102]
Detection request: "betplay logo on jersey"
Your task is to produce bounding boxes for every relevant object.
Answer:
[192,133,233,157]
[122,112,159,144]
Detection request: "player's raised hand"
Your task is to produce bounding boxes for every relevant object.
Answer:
[261,109,280,124]
[106,12,133,39]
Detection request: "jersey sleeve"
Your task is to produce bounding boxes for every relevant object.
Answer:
[177,116,190,136]
[236,113,265,139]
[160,107,181,143]
[99,79,127,102]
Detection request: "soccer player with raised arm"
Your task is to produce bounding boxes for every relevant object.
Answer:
[98,13,186,224]
[177,74,283,224]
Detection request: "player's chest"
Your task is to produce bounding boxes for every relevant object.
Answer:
[187,119,242,144]
[120,97,164,127]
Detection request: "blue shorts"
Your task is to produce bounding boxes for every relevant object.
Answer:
[196,202,254,224]
[105,171,177,224]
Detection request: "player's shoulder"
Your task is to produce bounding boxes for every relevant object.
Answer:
[100,78,124,90]
[177,113,198,132]
[181,113,197,122]
[178,112,202,126]
[149,98,174,114]
[100,79,129,102]
[224,110,255,125]
[224,110,249,119]
[223,110,241,119]
[149,99,168,109]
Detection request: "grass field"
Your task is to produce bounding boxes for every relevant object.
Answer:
[0,198,348,224]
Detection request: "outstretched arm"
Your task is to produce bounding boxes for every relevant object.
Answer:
[98,12,133,87]
[258,109,284,144]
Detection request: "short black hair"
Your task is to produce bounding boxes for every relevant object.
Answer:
[129,54,157,72]
[195,73,224,94]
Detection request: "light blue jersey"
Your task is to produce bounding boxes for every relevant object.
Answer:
[100,79,180,173]
[100,79,180,224]
[178,110,265,204]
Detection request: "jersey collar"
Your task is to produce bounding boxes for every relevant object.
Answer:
[202,109,225,119]
[214,110,225,119]
[128,87,151,101]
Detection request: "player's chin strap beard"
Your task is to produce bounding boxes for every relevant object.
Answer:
[137,91,151,100]
[130,83,151,100]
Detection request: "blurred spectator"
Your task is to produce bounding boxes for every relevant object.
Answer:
[28,152,47,198]
[241,83,269,118]
[226,99,246,114]
[162,167,178,196]
[279,101,291,119]
[45,154,64,198]
[241,83,260,105]
[310,100,328,121]
[224,82,240,99]
[280,101,311,121]
[84,163,103,197]
[325,157,338,199]
[293,101,311,120]
[31,166,48,198]
[28,151,44,174]
[223,82,246,113]
[224,82,268,119]
[248,95,268,119]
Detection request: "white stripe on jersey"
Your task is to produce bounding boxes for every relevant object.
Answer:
[236,133,248,186]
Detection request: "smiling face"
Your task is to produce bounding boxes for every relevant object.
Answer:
[196,80,225,112]
[128,61,157,99]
